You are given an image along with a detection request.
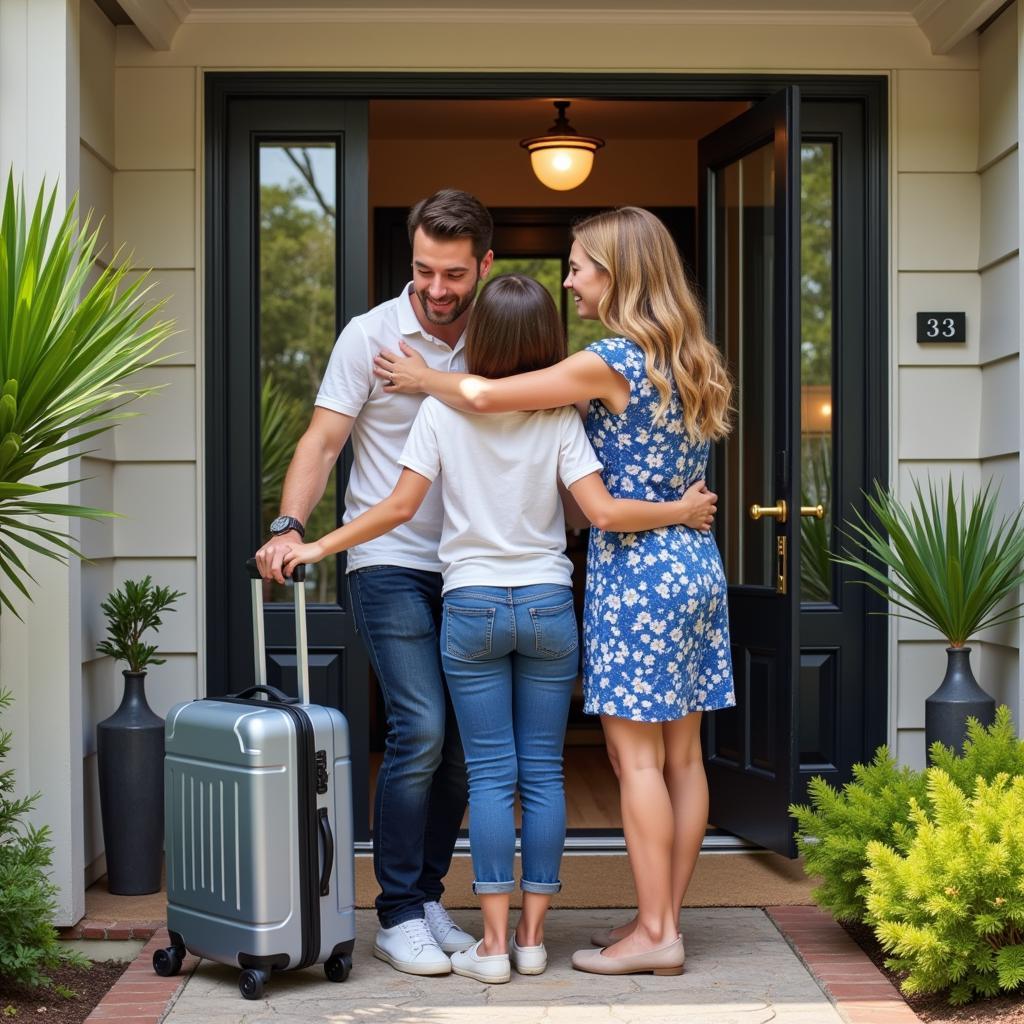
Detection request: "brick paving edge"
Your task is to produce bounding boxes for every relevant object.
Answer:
[59,921,165,942]
[767,906,924,1024]
[82,929,197,1024]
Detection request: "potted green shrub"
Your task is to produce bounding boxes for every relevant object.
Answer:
[96,576,183,895]
[834,476,1024,753]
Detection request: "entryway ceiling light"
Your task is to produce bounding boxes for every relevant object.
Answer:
[520,101,605,191]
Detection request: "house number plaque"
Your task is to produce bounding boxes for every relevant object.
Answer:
[916,311,966,343]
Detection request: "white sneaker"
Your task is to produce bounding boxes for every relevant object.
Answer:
[450,939,511,984]
[373,918,452,976]
[510,932,547,975]
[424,900,476,954]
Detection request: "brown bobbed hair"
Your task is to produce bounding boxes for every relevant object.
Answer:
[464,274,566,380]
[407,189,493,263]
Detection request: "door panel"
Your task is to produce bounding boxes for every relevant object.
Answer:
[207,97,371,840]
[699,88,801,855]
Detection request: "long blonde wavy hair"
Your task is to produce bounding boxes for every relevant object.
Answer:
[572,207,733,441]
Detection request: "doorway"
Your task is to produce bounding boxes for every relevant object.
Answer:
[204,74,889,854]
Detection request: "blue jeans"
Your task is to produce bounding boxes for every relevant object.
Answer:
[349,566,468,928]
[440,585,578,896]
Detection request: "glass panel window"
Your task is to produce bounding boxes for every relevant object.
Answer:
[716,140,776,588]
[799,142,835,603]
[258,143,338,603]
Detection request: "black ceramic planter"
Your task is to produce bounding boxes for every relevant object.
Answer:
[97,671,164,895]
[924,646,995,758]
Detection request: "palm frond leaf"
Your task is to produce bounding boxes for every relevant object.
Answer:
[0,174,174,614]
[832,476,1024,646]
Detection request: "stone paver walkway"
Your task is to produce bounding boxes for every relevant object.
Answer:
[161,908,845,1024]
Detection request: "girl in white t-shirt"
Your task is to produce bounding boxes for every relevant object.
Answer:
[281,275,716,983]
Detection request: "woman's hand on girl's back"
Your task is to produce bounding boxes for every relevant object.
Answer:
[375,341,429,393]
[678,480,717,532]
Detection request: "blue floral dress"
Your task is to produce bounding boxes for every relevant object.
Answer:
[582,338,736,722]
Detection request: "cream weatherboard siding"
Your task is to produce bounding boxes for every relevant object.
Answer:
[976,4,1022,726]
[79,0,202,889]
[78,0,116,888]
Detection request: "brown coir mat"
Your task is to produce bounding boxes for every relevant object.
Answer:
[356,851,816,910]
[81,851,816,927]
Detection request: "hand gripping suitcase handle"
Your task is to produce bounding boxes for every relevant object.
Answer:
[317,807,334,897]
[245,558,311,705]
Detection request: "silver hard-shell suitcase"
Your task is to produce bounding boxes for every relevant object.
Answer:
[153,562,356,999]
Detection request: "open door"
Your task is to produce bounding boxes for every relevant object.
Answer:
[698,88,801,855]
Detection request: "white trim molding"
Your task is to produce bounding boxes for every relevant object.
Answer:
[116,0,182,50]
[914,0,1011,53]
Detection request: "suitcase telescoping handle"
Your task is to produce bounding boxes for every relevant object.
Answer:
[245,558,310,705]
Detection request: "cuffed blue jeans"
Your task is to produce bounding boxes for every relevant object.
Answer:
[349,566,468,928]
[440,585,578,896]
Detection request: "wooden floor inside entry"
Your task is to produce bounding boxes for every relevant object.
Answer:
[368,744,622,831]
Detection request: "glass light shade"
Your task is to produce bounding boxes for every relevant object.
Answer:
[528,145,596,191]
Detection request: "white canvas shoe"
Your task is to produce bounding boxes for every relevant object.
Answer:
[373,918,452,976]
[510,932,547,975]
[424,900,476,954]
[450,939,511,984]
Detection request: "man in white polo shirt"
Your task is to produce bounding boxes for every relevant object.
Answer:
[255,190,494,977]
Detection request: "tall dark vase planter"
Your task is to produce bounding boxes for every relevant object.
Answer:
[925,647,995,758]
[97,670,164,895]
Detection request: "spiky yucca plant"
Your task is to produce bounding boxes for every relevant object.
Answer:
[0,174,174,616]
[833,477,1024,646]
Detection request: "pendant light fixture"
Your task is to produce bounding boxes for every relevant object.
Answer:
[520,101,605,191]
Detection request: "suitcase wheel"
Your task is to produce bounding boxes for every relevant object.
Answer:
[239,968,269,1000]
[324,953,352,983]
[152,947,184,977]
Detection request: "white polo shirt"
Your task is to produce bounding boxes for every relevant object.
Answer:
[399,398,603,594]
[314,284,466,573]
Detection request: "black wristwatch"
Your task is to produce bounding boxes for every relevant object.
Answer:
[269,515,305,538]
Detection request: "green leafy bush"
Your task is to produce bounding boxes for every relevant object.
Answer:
[865,769,1024,1005]
[930,705,1024,792]
[790,747,927,922]
[792,706,1024,925]
[0,689,85,989]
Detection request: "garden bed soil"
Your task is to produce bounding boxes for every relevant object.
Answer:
[0,960,129,1024]
[842,921,1024,1024]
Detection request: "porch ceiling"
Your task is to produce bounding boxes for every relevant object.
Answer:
[112,0,1007,56]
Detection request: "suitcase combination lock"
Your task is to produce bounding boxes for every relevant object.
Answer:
[315,750,329,795]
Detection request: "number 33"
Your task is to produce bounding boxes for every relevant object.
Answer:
[925,317,956,339]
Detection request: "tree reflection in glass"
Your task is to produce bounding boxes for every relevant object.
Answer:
[259,144,338,603]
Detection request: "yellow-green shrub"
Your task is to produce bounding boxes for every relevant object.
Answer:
[865,769,1024,1005]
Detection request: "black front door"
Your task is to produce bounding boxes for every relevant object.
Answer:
[698,88,802,855]
[698,88,888,855]
[205,92,372,839]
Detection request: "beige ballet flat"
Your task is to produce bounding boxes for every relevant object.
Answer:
[572,935,685,976]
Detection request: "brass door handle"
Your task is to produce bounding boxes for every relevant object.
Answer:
[800,504,825,519]
[749,499,787,524]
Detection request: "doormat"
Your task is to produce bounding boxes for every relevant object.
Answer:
[356,851,817,909]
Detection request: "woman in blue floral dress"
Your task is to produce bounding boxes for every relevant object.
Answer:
[377,207,735,978]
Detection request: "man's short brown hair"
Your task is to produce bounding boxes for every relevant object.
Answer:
[407,189,493,263]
